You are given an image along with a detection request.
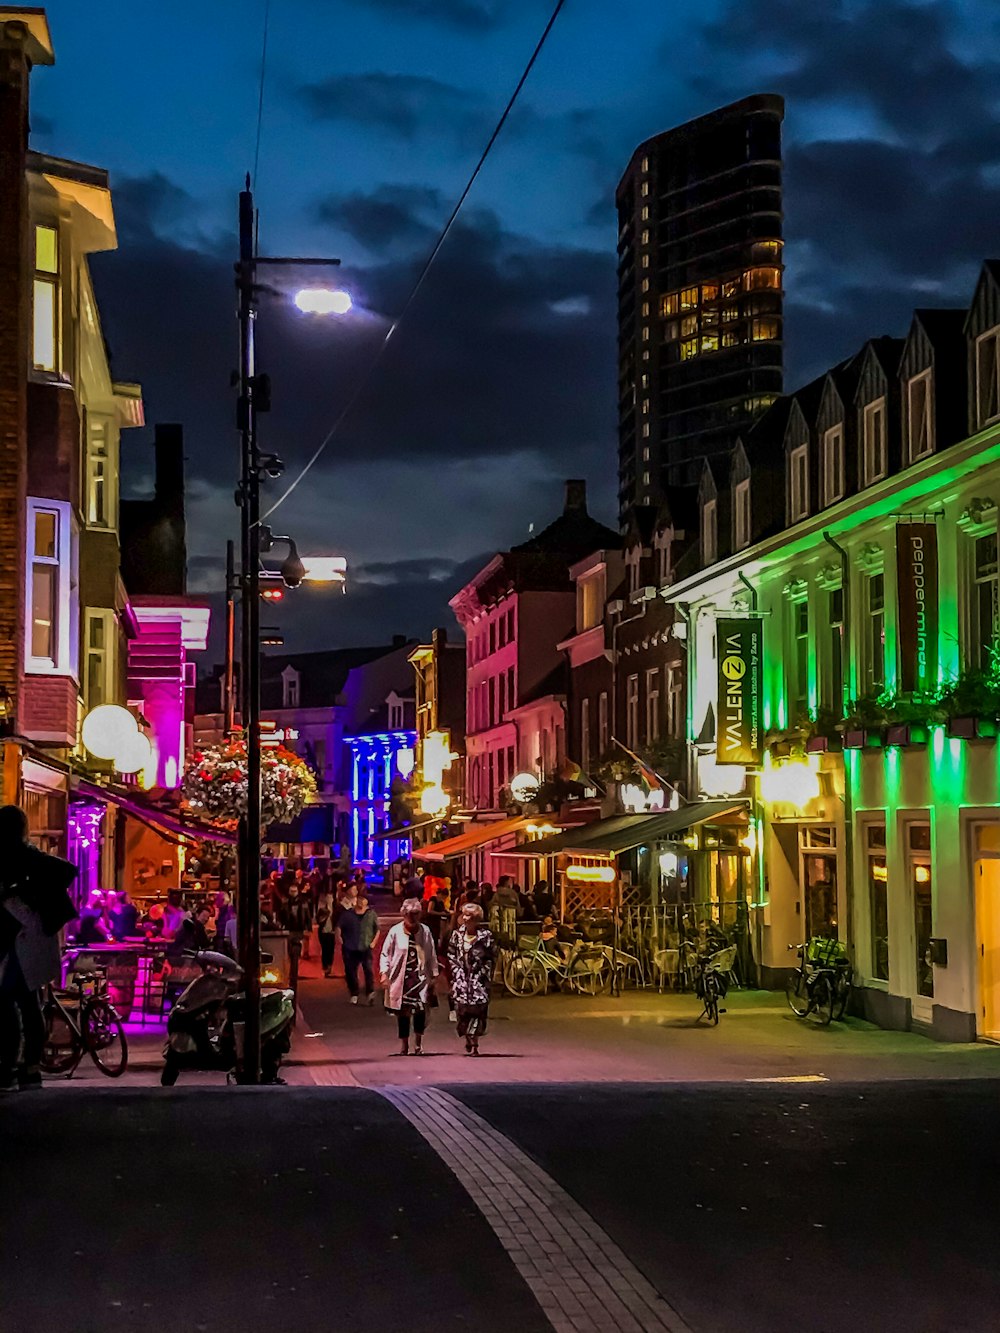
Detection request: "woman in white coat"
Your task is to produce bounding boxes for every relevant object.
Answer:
[379,897,439,1056]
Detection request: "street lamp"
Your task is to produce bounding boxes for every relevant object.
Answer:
[233,176,351,1084]
[294,287,352,316]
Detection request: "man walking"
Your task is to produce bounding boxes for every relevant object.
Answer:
[0,806,77,1092]
[338,894,380,1005]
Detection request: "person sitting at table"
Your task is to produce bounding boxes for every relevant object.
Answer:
[162,890,187,939]
[76,891,112,945]
[110,890,139,941]
[166,905,212,962]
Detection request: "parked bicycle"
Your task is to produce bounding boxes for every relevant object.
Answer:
[694,945,736,1024]
[502,937,631,997]
[786,938,852,1026]
[40,956,128,1078]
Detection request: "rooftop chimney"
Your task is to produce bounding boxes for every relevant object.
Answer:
[564,479,587,514]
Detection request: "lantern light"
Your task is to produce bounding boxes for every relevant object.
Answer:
[114,730,153,776]
[82,705,138,760]
[509,772,540,803]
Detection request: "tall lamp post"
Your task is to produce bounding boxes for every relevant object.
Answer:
[233,176,350,1082]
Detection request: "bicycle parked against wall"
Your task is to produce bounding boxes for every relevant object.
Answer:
[694,945,737,1024]
[785,938,852,1026]
[39,956,128,1078]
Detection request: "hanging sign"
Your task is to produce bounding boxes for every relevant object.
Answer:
[895,524,938,693]
[716,617,763,765]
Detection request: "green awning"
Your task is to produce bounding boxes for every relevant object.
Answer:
[578,800,747,854]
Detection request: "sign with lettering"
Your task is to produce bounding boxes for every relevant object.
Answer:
[895,524,939,693]
[716,617,763,765]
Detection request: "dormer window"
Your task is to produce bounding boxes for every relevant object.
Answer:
[734,480,750,550]
[702,499,718,565]
[822,425,845,505]
[282,666,300,709]
[789,446,809,522]
[389,699,404,729]
[862,398,887,485]
[975,327,1000,429]
[907,370,934,461]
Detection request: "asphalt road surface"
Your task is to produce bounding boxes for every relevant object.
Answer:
[3,1079,999,1333]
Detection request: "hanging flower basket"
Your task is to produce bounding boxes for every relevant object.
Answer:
[182,738,317,829]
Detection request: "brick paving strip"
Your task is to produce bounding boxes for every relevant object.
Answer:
[380,1086,692,1333]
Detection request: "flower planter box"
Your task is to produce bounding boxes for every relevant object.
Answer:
[886,723,929,747]
[947,715,1000,741]
[843,728,884,750]
[805,735,842,754]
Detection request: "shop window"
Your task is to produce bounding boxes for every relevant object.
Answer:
[972,530,999,669]
[862,398,887,484]
[789,446,808,522]
[33,223,59,373]
[908,823,933,998]
[976,327,1000,428]
[865,571,886,690]
[907,370,934,461]
[822,424,845,505]
[734,479,750,550]
[865,824,889,980]
[800,825,838,940]
[626,674,640,749]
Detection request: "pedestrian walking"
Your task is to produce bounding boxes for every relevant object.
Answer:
[446,902,496,1056]
[0,805,77,1092]
[315,887,340,977]
[379,898,439,1056]
[338,894,380,1005]
[279,883,312,992]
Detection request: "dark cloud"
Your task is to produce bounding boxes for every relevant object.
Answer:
[316,185,441,253]
[298,72,488,141]
[354,555,466,584]
[339,0,513,30]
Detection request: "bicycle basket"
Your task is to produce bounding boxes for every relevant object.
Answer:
[806,936,847,966]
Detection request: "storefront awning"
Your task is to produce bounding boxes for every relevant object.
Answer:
[575,800,747,854]
[71,776,238,846]
[370,817,440,843]
[504,813,650,858]
[419,814,532,862]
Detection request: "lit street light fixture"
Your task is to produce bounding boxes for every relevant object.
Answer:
[294,287,352,316]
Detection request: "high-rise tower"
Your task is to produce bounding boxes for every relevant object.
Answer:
[616,94,784,521]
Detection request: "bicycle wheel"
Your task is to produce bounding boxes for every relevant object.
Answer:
[809,974,835,1026]
[703,975,720,1025]
[833,970,852,1021]
[785,969,811,1017]
[83,998,129,1077]
[503,955,546,997]
[572,960,612,996]
[39,999,80,1074]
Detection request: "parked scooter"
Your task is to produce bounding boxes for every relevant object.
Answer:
[160,949,294,1086]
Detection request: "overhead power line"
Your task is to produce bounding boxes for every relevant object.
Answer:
[252,0,272,190]
[259,0,569,523]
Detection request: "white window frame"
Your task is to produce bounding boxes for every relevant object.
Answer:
[789,446,809,522]
[822,424,845,505]
[702,498,718,565]
[788,594,810,719]
[626,674,640,749]
[865,570,886,691]
[862,397,887,485]
[83,608,115,711]
[734,479,750,550]
[969,526,1000,671]
[86,414,116,530]
[32,223,60,375]
[645,668,660,744]
[25,497,76,677]
[976,327,1000,430]
[907,369,934,461]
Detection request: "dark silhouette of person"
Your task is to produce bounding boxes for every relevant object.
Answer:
[0,805,77,1091]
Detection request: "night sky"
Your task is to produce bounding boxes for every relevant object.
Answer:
[31,0,1000,656]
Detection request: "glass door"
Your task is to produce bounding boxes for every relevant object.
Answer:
[906,822,934,1011]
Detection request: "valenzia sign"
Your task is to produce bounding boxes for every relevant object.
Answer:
[896,523,939,694]
[716,617,763,765]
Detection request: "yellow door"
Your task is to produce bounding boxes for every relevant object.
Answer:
[976,858,1000,1039]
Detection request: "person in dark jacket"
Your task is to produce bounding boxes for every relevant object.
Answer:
[338,895,380,1004]
[167,906,212,962]
[0,805,77,1092]
[532,880,555,919]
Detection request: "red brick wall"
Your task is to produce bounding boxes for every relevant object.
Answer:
[0,25,31,731]
[21,674,78,744]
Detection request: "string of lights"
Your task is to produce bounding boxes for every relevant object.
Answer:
[259,0,569,524]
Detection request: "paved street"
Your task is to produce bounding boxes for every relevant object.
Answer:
[5,957,1000,1332]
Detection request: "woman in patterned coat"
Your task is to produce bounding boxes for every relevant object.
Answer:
[446,902,496,1056]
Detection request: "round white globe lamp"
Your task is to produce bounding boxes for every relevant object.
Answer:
[82,705,138,761]
[114,730,153,775]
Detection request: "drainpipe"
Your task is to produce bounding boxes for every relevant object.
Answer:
[736,571,764,984]
[823,530,854,957]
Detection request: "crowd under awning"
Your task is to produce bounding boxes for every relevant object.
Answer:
[419,814,532,862]
[504,800,747,858]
